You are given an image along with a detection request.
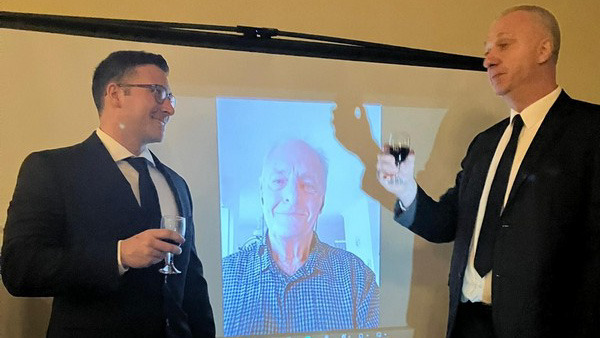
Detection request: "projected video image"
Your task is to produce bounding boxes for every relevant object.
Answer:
[217,98,381,336]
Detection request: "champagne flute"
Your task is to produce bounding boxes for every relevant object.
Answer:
[159,215,186,275]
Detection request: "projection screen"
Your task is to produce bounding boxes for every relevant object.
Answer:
[1,23,508,338]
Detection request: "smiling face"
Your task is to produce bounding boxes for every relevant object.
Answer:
[101,64,175,154]
[260,140,326,242]
[119,64,174,148]
[483,10,555,109]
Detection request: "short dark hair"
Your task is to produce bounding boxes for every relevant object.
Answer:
[92,50,169,113]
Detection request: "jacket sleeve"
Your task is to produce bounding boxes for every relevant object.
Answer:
[1,152,120,297]
[393,132,486,244]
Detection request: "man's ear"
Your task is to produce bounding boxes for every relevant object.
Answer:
[105,83,122,109]
[259,182,264,205]
[537,38,553,64]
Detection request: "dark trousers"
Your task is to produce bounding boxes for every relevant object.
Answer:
[451,302,495,338]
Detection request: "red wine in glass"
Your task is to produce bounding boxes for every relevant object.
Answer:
[387,132,411,166]
[159,215,186,275]
[389,146,410,165]
[162,239,180,246]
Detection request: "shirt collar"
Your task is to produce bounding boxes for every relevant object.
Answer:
[260,232,324,277]
[95,128,155,166]
[509,86,562,128]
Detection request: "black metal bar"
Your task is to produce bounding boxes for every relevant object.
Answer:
[0,11,485,71]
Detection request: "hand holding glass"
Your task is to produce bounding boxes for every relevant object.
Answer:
[387,131,411,165]
[159,215,186,275]
[385,131,411,183]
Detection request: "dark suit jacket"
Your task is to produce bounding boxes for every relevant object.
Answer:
[396,92,600,338]
[1,132,215,338]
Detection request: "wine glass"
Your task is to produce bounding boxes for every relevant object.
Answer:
[387,131,411,166]
[159,215,186,275]
[385,131,411,183]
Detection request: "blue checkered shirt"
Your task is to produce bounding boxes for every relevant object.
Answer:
[222,234,379,336]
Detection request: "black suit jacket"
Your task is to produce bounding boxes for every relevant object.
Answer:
[396,92,600,338]
[1,132,215,338]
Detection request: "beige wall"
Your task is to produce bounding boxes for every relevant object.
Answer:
[1,1,599,338]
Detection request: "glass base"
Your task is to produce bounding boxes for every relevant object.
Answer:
[159,264,182,275]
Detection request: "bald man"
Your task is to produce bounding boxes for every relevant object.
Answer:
[378,5,600,338]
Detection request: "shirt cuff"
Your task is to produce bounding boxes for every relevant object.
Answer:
[395,198,417,227]
[117,240,129,275]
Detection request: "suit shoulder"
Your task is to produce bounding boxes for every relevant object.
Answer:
[566,98,600,123]
[567,97,600,112]
[557,97,600,136]
[21,142,85,168]
[24,134,97,161]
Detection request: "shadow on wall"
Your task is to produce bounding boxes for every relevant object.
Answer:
[332,97,397,212]
[332,93,501,338]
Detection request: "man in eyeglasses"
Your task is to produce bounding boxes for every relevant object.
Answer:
[1,50,215,338]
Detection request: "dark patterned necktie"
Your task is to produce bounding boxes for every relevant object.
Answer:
[475,114,524,277]
[125,157,162,229]
[127,157,187,337]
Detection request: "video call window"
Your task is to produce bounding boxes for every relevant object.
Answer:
[217,98,381,336]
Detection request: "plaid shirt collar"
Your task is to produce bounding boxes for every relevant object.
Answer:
[258,232,324,279]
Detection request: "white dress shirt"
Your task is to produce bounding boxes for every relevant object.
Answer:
[461,86,562,304]
[96,128,179,273]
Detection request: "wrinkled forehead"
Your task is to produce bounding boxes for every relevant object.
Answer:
[261,142,326,182]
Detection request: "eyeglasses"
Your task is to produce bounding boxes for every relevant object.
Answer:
[118,84,176,108]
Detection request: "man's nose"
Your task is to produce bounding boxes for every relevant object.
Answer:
[483,49,497,69]
[162,98,175,115]
[282,179,300,203]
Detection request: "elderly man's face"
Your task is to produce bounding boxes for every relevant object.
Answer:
[260,140,326,241]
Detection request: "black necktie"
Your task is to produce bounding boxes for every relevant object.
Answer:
[125,157,162,229]
[475,114,524,277]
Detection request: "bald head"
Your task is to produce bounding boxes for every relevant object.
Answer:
[500,5,561,62]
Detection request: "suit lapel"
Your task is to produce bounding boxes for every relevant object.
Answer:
[84,132,141,208]
[82,132,151,234]
[504,91,572,211]
[150,153,191,330]
[471,122,508,199]
[458,121,508,243]
[151,152,188,218]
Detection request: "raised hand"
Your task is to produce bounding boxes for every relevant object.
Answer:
[376,148,418,207]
